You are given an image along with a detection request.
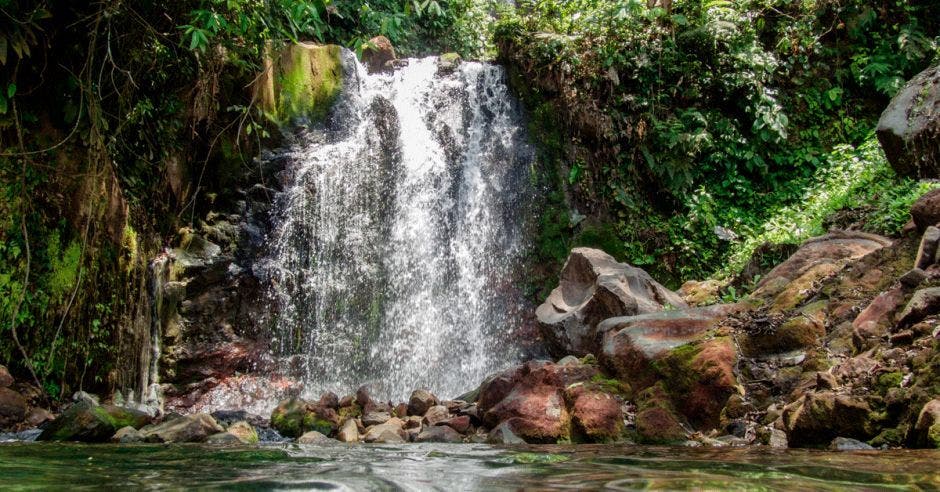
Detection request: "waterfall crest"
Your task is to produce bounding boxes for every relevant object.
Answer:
[264,51,535,401]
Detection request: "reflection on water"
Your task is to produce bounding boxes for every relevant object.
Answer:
[1,442,938,490]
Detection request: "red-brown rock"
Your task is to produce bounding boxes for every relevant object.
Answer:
[361,36,396,74]
[0,365,13,388]
[565,385,623,441]
[852,287,905,346]
[437,415,471,434]
[0,387,27,428]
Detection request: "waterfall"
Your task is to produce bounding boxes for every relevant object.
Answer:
[263,51,535,402]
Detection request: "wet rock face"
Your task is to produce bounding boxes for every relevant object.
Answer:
[910,398,940,448]
[536,248,687,357]
[877,64,940,179]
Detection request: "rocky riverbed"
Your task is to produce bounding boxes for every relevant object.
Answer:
[2,190,939,450]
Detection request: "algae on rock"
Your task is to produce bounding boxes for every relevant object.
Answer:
[257,43,343,123]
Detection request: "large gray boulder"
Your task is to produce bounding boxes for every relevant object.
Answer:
[877,64,940,178]
[535,248,686,357]
[38,401,151,442]
[138,413,224,443]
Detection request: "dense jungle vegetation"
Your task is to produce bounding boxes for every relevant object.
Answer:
[0,0,938,399]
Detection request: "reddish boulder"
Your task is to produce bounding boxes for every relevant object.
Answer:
[910,189,940,231]
[909,398,940,448]
[437,415,471,434]
[565,385,623,442]
[0,387,27,428]
[478,361,599,443]
[852,287,905,346]
[634,385,687,444]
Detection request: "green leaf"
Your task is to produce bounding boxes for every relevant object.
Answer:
[7,83,16,98]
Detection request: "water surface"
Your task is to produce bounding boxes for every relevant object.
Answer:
[2,443,937,490]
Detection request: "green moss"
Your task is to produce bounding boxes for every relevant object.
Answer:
[589,374,629,396]
[302,413,334,436]
[878,371,904,392]
[275,44,342,123]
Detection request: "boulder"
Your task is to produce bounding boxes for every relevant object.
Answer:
[0,365,13,388]
[416,425,464,443]
[909,398,940,448]
[210,410,266,428]
[374,429,405,443]
[438,415,471,434]
[634,385,687,444]
[897,287,940,328]
[536,248,686,357]
[139,413,224,443]
[297,431,332,444]
[361,36,396,74]
[782,392,873,447]
[408,389,438,416]
[486,421,526,444]
[600,305,740,427]
[910,189,940,231]
[318,392,340,409]
[355,386,372,409]
[256,42,343,122]
[915,226,940,269]
[111,426,144,444]
[362,411,391,427]
[270,398,309,438]
[23,407,54,428]
[876,64,940,178]
[478,361,599,443]
[565,385,623,442]
[337,418,359,443]
[0,387,27,428]
[752,232,891,311]
[679,280,722,306]
[422,405,450,427]
[363,418,406,443]
[38,401,151,442]
[852,287,905,346]
[437,52,462,75]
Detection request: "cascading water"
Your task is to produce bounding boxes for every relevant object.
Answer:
[264,50,535,402]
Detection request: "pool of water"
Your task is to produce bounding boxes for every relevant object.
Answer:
[1,442,937,490]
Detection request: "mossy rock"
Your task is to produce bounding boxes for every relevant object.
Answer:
[633,384,687,444]
[258,43,343,124]
[271,398,309,438]
[39,401,151,442]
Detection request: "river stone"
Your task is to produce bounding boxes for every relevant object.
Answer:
[416,425,463,443]
[829,437,874,451]
[337,419,359,443]
[355,386,372,408]
[111,426,143,444]
[408,389,438,416]
[422,406,450,427]
[297,431,332,444]
[23,407,54,428]
[486,421,526,444]
[362,411,391,427]
[876,64,940,178]
[852,287,905,347]
[915,226,940,269]
[0,365,12,388]
[139,413,224,443]
[374,429,405,443]
[438,415,471,434]
[536,248,687,357]
[38,401,151,442]
[363,418,405,443]
[0,387,27,428]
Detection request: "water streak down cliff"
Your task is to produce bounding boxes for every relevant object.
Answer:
[262,52,535,401]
